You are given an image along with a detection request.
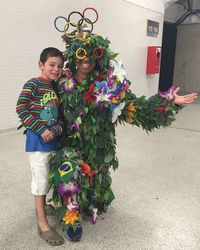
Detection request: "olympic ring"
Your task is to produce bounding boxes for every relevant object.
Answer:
[70,42,83,54]
[83,7,99,24]
[76,48,87,60]
[67,11,84,27]
[93,47,104,59]
[78,17,93,33]
[54,16,68,32]
[64,21,77,38]
[54,8,98,35]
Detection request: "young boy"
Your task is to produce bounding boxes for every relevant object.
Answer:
[16,47,65,246]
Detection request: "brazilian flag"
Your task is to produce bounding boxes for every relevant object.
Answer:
[53,160,78,186]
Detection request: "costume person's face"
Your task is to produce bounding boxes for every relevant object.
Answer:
[76,57,96,75]
[39,56,63,81]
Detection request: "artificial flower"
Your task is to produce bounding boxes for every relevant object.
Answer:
[110,60,126,82]
[128,103,136,112]
[79,162,96,185]
[92,208,104,224]
[67,200,79,211]
[95,92,113,103]
[83,83,96,103]
[111,97,118,103]
[96,72,104,82]
[60,77,76,93]
[95,80,109,94]
[63,210,79,225]
[155,106,166,113]
[57,180,80,197]
[110,82,126,98]
[71,122,80,131]
[111,102,125,123]
[125,103,136,124]
[159,86,175,105]
[64,196,79,211]
[107,69,117,90]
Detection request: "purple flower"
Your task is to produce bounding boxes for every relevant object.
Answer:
[57,182,67,196]
[79,112,85,117]
[59,77,76,93]
[57,180,80,197]
[159,86,175,105]
[159,86,175,99]
[92,208,104,224]
[71,122,80,131]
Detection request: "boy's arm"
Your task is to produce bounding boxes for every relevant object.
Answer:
[16,79,47,135]
[49,122,63,138]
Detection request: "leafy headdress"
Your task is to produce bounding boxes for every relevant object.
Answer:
[54,8,118,73]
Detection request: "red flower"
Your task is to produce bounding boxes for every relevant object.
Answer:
[79,162,96,185]
[96,72,104,81]
[83,83,96,103]
[155,106,166,113]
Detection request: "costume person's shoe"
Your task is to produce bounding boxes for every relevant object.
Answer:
[66,222,82,241]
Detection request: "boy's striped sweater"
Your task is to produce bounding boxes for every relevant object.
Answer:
[16,77,62,137]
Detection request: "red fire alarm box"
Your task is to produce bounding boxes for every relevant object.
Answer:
[146,46,161,74]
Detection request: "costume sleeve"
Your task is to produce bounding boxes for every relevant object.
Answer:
[118,89,183,132]
[16,79,47,135]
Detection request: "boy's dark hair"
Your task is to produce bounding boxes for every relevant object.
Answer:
[39,47,64,64]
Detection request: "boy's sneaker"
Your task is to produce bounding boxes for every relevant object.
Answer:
[66,222,82,241]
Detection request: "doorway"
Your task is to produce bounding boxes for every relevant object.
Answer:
[159,22,177,91]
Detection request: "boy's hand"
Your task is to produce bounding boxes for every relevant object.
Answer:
[63,69,72,78]
[41,129,54,143]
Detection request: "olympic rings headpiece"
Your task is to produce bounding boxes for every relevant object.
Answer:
[54,7,118,72]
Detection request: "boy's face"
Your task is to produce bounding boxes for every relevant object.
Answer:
[39,56,63,81]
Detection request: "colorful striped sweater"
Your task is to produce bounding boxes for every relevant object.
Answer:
[16,77,62,137]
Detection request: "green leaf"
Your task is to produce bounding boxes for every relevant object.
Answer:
[84,106,89,113]
[91,115,96,124]
[92,126,97,135]
[98,173,102,184]
[104,153,113,163]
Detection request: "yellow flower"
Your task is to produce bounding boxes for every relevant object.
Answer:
[128,103,136,113]
[125,103,136,124]
[111,97,118,103]
[63,210,79,225]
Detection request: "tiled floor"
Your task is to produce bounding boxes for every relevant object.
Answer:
[0,99,200,250]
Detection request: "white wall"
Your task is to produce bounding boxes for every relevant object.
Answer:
[124,0,164,13]
[0,0,164,130]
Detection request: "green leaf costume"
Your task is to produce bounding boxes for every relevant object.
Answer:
[50,9,182,229]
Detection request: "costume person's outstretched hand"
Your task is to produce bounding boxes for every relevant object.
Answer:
[173,87,198,105]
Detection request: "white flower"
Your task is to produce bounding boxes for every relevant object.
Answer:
[110,60,126,82]
[95,93,112,103]
[112,102,125,123]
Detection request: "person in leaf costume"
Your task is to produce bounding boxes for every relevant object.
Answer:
[50,8,197,241]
